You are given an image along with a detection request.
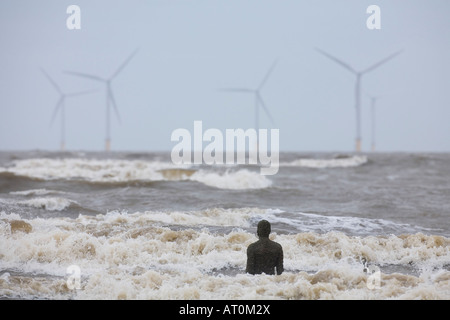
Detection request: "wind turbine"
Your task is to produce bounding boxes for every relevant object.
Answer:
[316,48,402,152]
[65,49,139,151]
[220,60,278,134]
[366,93,382,152]
[41,69,96,150]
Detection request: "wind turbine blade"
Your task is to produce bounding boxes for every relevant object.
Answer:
[49,97,63,127]
[41,68,62,94]
[258,59,278,90]
[315,48,356,74]
[360,49,403,74]
[110,48,139,80]
[66,89,98,97]
[108,87,121,124]
[218,88,255,93]
[257,93,275,126]
[64,71,106,82]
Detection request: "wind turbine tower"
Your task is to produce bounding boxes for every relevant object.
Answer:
[220,60,277,147]
[367,94,381,152]
[65,49,139,151]
[42,69,95,150]
[316,48,402,152]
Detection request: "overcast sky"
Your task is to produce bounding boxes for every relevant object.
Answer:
[1,0,449,152]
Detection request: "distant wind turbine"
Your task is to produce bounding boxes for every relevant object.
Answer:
[219,60,278,134]
[366,94,382,152]
[65,49,139,151]
[41,69,96,150]
[316,48,402,152]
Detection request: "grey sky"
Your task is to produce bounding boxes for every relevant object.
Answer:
[1,0,449,152]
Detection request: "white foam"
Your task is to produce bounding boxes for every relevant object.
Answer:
[3,158,170,182]
[0,211,448,299]
[2,158,271,190]
[17,197,75,211]
[0,208,450,299]
[0,211,22,220]
[102,207,270,228]
[10,189,66,196]
[281,155,368,168]
[0,197,76,211]
[263,211,429,235]
[190,169,272,190]
[0,272,10,281]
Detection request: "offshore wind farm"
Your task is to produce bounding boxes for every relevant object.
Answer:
[219,60,278,132]
[41,69,96,150]
[219,60,278,151]
[1,1,449,303]
[36,45,403,154]
[47,48,400,153]
[64,49,139,151]
[315,48,402,153]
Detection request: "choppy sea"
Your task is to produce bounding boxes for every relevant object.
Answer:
[0,151,449,299]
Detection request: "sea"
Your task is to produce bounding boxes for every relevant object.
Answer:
[0,150,449,300]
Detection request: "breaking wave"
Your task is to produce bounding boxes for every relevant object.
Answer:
[0,197,78,212]
[190,169,272,190]
[281,155,368,168]
[1,158,170,182]
[17,197,76,211]
[0,158,272,190]
[0,210,448,300]
[9,189,67,196]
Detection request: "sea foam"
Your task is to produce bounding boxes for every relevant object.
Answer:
[0,210,449,300]
[1,158,271,190]
[281,155,368,168]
